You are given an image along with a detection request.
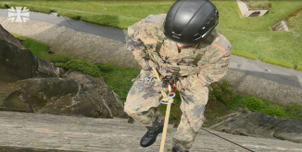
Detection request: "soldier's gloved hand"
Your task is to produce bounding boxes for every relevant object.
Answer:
[157,64,174,77]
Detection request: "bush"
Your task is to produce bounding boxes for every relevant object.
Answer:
[231,50,258,60]
[244,97,264,112]
[62,13,81,20]
[285,102,302,119]
[226,94,248,110]
[209,80,234,106]
[262,58,294,68]
[0,3,9,8]
[55,59,101,77]
[296,65,302,71]
[262,105,288,118]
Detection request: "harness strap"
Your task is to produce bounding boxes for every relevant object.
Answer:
[155,24,166,54]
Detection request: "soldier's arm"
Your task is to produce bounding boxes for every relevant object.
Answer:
[126,21,158,70]
[195,36,232,86]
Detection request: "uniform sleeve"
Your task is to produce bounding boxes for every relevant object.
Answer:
[194,36,232,86]
[125,20,150,70]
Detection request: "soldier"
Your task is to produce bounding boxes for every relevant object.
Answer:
[124,0,232,152]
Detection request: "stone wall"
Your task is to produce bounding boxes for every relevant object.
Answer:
[224,69,302,106]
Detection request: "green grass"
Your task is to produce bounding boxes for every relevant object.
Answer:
[262,58,294,68]
[13,34,72,63]
[2,1,302,69]
[13,34,50,56]
[296,65,302,71]
[231,50,258,60]
[95,63,140,103]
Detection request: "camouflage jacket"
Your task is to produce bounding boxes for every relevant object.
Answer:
[126,14,232,87]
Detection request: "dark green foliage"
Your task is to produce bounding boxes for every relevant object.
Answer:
[244,97,265,112]
[95,63,140,103]
[285,102,302,119]
[262,105,288,118]
[0,3,8,8]
[226,94,248,110]
[56,60,101,77]
[209,80,234,106]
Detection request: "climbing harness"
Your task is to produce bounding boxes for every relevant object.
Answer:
[159,81,177,105]
[151,67,177,152]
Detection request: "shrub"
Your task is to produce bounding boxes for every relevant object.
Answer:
[244,97,264,112]
[262,106,288,118]
[55,59,101,77]
[285,102,302,119]
[0,3,8,8]
[209,80,234,106]
[231,50,258,60]
[262,58,294,68]
[62,13,81,20]
[227,94,249,110]
[295,65,302,71]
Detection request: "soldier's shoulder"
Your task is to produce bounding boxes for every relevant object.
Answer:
[211,29,232,52]
[127,14,166,38]
[139,14,166,31]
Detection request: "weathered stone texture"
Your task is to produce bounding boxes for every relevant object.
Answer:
[0,24,37,82]
[207,109,302,143]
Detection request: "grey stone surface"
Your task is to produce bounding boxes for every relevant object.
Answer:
[0,24,37,82]
[206,109,302,143]
[1,111,302,152]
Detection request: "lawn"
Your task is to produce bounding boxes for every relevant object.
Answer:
[1,0,302,69]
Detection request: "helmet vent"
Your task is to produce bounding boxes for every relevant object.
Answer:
[193,33,202,40]
[172,31,182,36]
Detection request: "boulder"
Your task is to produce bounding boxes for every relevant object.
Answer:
[0,24,37,82]
[36,58,65,78]
[64,70,127,118]
[0,25,126,118]
[206,109,302,143]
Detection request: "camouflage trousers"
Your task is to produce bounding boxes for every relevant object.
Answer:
[124,70,209,150]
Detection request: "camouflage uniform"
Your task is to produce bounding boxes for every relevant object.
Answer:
[124,14,232,151]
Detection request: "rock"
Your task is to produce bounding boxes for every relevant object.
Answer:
[37,58,65,78]
[0,25,126,118]
[207,109,302,143]
[0,24,37,82]
[64,70,127,118]
[38,84,113,118]
[1,75,125,118]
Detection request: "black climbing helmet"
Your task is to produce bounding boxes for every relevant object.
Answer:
[163,0,219,45]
